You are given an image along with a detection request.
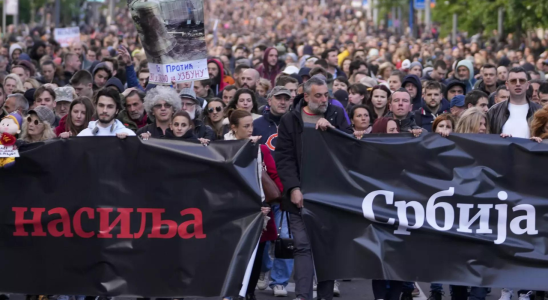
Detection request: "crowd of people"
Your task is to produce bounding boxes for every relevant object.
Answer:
[1,1,548,300]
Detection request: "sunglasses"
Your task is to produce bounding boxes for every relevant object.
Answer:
[508,78,527,85]
[26,117,42,125]
[208,106,223,113]
[153,103,173,109]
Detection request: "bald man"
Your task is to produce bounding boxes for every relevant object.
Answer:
[240,68,267,107]
[71,41,92,70]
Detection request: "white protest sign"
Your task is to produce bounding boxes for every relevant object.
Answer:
[54,27,81,48]
[5,0,18,15]
[0,145,19,157]
[148,58,208,84]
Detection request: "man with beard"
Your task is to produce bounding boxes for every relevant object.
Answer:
[257,47,281,86]
[179,88,216,140]
[321,48,345,79]
[117,89,151,132]
[241,68,267,107]
[78,88,135,138]
[207,58,227,95]
[414,81,449,131]
[275,77,351,300]
[454,60,476,94]
[487,67,541,137]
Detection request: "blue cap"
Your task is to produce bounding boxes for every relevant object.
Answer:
[450,95,465,108]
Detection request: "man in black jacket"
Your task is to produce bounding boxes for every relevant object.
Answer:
[275,77,351,300]
[487,67,541,137]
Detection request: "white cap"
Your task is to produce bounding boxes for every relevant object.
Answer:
[401,59,411,70]
[282,65,300,75]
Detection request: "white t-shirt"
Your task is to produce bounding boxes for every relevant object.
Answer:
[502,103,530,138]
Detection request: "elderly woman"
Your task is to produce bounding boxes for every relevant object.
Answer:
[20,106,57,143]
[137,86,182,139]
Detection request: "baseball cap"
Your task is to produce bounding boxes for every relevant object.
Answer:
[282,65,299,75]
[179,87,198,103]
[28,106,56,125]
[401,59,411,70]
[54,86,75,103]
[268,86,291,98]
[450,95,465,108]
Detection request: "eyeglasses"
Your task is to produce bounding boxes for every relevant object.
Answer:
[208,106,223,113]
[153,103,173,109]
[508,78,527,85]
[26,117,42,125]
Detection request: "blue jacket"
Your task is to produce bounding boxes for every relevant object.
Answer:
[253,111,280,153]
[413,98,450,132]
[126,65,144,91]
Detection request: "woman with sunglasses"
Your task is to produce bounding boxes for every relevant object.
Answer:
[20,106,57,143]
[223,109,281,300]
[204,98,228,140]
[56,97,95,138]
[137,86,182,140]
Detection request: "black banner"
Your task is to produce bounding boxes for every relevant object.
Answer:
[0,138,262,297]
[302,125,548,290]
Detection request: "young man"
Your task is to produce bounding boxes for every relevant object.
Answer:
[11,64,29,82]
[422,60,447,84]
[444,80,466,102]
[221,85,237,106]
[414,81,449,132]
[78,88,135,138]
[63,52,81,79]
[92,63,113,90]
[275,77,351,300]
[321,48,345,79]
[193,79,214,101]
[386,88,422,135]
[70,70,94,98]
[275,76,299,103]
[487,67,541,137]
[117,89,151,132]
[138,68,149,89]
[465,90,489,113]
[34,86,60,127]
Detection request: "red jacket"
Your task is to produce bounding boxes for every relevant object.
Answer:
[260,144,282,242]
[54,115,68,136]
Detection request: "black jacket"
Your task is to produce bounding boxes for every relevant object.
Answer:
[136,122,168,138]
[193,119,216,140]
[275,98,352,214]
[486,99,541,134]
[385,111,421,132]
[166,128,199,142]
[402,75,423,111]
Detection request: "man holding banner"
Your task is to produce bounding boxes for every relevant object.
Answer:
[275,77,351,300]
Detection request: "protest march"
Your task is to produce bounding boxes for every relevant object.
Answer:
[1,0,548,300]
